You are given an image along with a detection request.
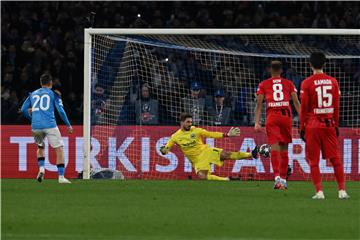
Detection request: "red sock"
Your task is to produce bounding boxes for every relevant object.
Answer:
[310,160,322,192]
[330,157,345,190]
[280,151,289,179]
[271,150,280,178]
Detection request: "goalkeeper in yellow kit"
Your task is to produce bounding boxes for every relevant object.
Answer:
[160,113,261,181]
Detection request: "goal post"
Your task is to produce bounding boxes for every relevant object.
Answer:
[83,28,360,180]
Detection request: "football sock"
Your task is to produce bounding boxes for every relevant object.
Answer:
[310,160,322,192]
[279,151,289,179]
[229,152,251,160]
[57,164,65,177]
[207,174,229,181]
[38,157,45,172]
[271,150,280,178]
[330,157,345,190]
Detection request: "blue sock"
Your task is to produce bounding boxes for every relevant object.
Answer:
[57,164,65,177]
[38,157,45,168]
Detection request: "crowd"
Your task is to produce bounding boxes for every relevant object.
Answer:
[2,1,360,125]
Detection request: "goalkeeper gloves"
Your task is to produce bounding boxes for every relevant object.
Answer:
[160,146,169,155]
[226,127,241,137]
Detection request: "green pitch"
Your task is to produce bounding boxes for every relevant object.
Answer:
[2,180,359,240]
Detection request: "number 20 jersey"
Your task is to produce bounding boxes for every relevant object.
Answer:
[300,73,340,131]
[26,88,68,129]
[256,77,297,116]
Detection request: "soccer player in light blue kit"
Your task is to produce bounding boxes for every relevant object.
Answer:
[21,74,73,184]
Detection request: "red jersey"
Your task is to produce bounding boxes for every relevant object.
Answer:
[300,73,340,131]
[256,77,297,116]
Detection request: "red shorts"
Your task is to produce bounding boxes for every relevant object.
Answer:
[305,127,339,162]
[265,113,292,145]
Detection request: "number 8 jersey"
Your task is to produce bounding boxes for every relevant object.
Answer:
[256,77,297,116]
[21,88,71,130]
[300,73,340,131]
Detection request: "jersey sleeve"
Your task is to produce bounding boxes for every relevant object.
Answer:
[256,82,265,95]
[198,127,224,138]
[333,79,340,127]
[20,95,32,121]
[164,135,176,150]
[300,81,309,131]
[54,93,71,127]
[289,80,297,94]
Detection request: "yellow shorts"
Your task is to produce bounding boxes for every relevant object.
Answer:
[193,147,224,173]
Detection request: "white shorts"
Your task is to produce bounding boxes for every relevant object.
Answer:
[32,127,64,148]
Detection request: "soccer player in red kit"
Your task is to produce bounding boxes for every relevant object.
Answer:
[255,61,300,190]
[300,52,350,199]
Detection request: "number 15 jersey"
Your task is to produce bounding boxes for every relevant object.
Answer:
[300,73,340,131]
[20,88,71,130]
[256,77,297,117]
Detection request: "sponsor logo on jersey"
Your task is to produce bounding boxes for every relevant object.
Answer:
[268,101,289,107]
[181,140,196,147]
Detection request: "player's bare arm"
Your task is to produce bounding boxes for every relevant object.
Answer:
[67,126,73,134]
[299,83,309,142]
[291,92,301,115]
[254,94,264,132]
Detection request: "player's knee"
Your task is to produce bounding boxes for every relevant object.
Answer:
[330,157,342,167]
[279,144,288,151]
[55,146,64,152]
[197,171,208,180]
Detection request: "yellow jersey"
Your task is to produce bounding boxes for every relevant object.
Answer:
[165,126,224,163]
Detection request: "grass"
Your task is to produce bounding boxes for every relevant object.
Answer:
[1,180,359,240]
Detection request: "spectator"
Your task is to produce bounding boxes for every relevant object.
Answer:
[182,81,207,126]
[1,1,359,125]
[135,83,159,125]
[208,89,232,126]
[285,68,304,93]
[233,87,249,126]
[91,84,107,125]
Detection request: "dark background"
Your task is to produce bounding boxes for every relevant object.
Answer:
[2,1,359,124]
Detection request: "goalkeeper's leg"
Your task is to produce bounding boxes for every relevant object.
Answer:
[220,150,252,160]
[197,170,229,181]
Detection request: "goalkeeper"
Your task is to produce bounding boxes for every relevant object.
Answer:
[160,113,262,181]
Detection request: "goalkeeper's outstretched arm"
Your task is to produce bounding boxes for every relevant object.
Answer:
[160,138,175,155]
[200,127,240,138]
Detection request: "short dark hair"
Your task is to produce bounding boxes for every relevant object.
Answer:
[40,74,53,86]
[270,60,282,72]
[179,112,192,122]
[310,52,326,69]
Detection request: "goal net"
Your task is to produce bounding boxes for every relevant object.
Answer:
[83,29,360,181]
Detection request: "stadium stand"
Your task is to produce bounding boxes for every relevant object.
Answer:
[2,1,359,125]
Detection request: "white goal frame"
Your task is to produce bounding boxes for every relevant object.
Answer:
[83,28,360,179]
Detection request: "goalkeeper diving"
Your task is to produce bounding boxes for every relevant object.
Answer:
[160,113,266,180]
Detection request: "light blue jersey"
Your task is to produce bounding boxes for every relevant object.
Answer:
[20,88,71,130]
